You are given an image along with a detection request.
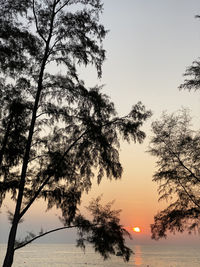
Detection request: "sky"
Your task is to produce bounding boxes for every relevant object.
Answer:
[1,0,200,246]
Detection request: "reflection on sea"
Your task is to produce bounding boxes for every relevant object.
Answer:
[134,245,142,266]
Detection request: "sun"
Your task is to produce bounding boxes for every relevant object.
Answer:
[132,227,141,233]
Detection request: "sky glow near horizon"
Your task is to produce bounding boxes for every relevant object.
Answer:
[1,0,200,245]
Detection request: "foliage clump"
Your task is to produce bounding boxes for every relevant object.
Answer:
[149,110,200,240]
[1,1,151,266]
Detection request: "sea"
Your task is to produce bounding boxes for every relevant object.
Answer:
[0,243,200,267]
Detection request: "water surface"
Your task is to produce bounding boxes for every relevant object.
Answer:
[1,243,200,266]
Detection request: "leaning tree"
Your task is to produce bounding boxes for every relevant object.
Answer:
[0,1,151,266]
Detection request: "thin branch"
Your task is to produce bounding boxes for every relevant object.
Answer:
[176,156,200,183]
[14,223,97,251]
[55,0,62,4]
[161,137,200,184]
[55,0,71,15]
[48,36,67,57]
[19,130,87,219]
[177,177,200,209]
[19,176,50,219]
[36,109,68,119]
[32,0,47,43]
[28,154,48,163]
[170,151,200,210]
[36,112,49,119]
[19,115,129,219]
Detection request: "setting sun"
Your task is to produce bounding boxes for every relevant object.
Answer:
[133,227,141,233]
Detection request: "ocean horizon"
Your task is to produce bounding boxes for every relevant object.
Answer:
[1,243,200,266]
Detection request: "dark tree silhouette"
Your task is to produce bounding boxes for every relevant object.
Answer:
[0,1,151,266]
[149,18,200,240]
[179,16,200,92]
[148,110,200,240]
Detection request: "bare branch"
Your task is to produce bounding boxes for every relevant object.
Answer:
[14,224,86,251]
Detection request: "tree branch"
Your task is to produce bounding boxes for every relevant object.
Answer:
[28,154,48,163]
[32,0,47,43]
[19,130,87,219]
[176,155,200,183]
[177,177,200,209]
[161,136,200,183]
[14,224,89,251]
[158,138,200,209]
[19,115,131,219]
[48,37,67,57]
[171,155,200,209]
[55,0,71,15]
[36,111,49,119]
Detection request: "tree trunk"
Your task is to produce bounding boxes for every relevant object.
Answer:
[2,3,56,265]
[2,222,18,267]
[2,71,45,266]
[2,69,46,266]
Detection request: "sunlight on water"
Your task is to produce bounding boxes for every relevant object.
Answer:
[134,245,142,266]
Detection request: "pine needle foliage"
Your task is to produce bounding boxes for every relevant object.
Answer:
[0,1,151,266]
[149,110,200,240]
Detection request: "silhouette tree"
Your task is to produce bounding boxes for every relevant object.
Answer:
[149,18,200,240]
[149,110,200,240]
[0,1,151,266]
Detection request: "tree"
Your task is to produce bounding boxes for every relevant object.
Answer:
[179,16,200,93]
[149,16,200,240]
[0,1,151,266]
[148,109,200,240]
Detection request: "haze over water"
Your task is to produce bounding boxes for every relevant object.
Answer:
[1,244,200,267]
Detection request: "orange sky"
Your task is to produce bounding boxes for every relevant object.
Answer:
[1,0,200,245]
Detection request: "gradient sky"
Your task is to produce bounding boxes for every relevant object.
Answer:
[1,0,200,245]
